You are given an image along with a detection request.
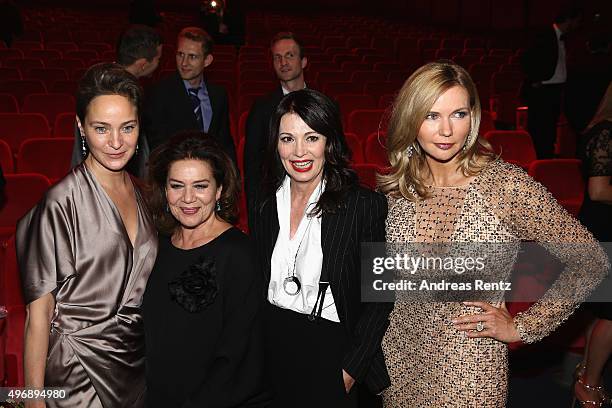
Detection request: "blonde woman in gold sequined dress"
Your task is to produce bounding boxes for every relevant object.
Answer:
[378,61,609,407]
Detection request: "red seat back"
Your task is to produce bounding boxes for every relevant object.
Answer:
[485,130,536,169]
[352,163,381,189]
[0,67,22,81]
[0,139,14,173]
[0,173,51,229]
[0,113,50,153]
[22,93,75,128]
[527,159,584,216]
[0,93,19,113]
[364,132,390,167]
[17,138,74,183]
[347,109,387,142]
[53,112,76,137]
[344,132,364,164]
[0,80,47,107]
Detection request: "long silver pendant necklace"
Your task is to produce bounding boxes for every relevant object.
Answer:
[282,215,314,296]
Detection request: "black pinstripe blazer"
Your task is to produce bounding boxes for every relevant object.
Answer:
[252,185,393,394]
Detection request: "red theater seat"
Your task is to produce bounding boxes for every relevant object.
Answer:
[0,67,22,81]
[350,71,387,83]
[336,94,378,124]
[0,93,19,113]
[365,132,390,167]
[63,50,100,65]
[238,110,249,144]
[26,49,62,63]
[0,49,24,64]
[527,159,584,216]
[344,132,364,164]
[17,138,74,183]
[364,81,400,99]
[0,113,50,153]
[3,58,44,72]
[323,81,363,97]
[0,173,51,233]
[347,109,387,142]
[352,163,382,190]
[49,80,78,95]
[45,41,78,54]
[22,93,75,127]
[46,59,85,77]
[239,81,276,96]
[53,112,76,137]
[480,110,496,136]
[485,130,536,169]
[0,139,14,173]
[25,68,69,89]
[0,80,47,107]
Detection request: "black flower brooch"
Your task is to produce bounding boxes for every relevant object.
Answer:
[168,257,218,313]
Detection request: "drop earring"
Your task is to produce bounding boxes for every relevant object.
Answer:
[406,145,414,158]
[215,200,221,212]
[81,136,87,158]
[135,143,139,155]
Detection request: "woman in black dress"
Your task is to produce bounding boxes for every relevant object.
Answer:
[575,82,612,407]
[250,89,393,407]
[143,133,268,407]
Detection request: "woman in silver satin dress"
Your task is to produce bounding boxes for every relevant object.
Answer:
[16,63,158,408]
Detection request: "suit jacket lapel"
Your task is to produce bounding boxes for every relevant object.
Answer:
[205,79,219,133]
[173,72,199,129]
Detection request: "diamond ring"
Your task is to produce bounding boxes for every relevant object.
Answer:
[476,321,485,332]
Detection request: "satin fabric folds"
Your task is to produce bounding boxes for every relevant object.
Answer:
[16,164,158,408]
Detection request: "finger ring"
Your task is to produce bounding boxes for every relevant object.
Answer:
[476,321,485,332]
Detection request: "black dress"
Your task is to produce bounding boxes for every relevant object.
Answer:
[579,120,612,319]
[143,228,269,408]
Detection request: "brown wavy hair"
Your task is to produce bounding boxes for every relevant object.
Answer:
[378,60,495,200]
[147,132,240,234]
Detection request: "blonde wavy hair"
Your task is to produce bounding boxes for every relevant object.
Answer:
[378,61,495,200]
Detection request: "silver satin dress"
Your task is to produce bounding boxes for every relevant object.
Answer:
[16,164,158,408]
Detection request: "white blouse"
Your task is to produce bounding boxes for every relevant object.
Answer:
[268,176,339,322]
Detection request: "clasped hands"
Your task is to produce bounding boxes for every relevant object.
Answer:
[452,301,521,343]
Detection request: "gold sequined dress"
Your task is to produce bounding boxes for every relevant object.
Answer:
[382,160,609,408]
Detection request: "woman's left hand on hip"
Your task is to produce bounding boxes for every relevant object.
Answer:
[452,301,521,343]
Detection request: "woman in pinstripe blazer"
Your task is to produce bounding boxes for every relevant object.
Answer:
[250,89,393,407]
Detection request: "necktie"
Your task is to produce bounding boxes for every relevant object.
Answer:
[188,87,204,130]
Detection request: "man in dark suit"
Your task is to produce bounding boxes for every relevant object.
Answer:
[244,32,307,217]
[522,9,581,159]
[144,27,236,163]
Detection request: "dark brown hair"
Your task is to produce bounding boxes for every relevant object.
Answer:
[147,132,240,234]
[76,62,142,124]
[261,89,358,216]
